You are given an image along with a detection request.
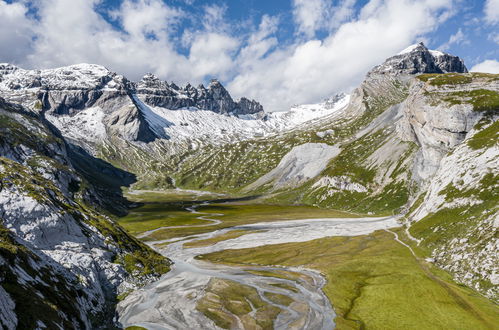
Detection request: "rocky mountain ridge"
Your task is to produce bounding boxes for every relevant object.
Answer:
[0,43,497,328]
[369,42,467,76]
[0,63,265,147]
[136,74,263,116]
[0,63,264,116]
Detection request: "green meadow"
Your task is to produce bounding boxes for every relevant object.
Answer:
[118,191,499,329]
[201,229,499,329]
[118,190,359,240]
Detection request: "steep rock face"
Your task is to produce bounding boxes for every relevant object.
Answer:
[399,74,498,182]
[0,63,130,113]
[236,97,264,116]
[395,73,499,300]
[407,121,498,300]
[0,63,265,147]
[0,98,171,328]
[135,75,263,115]
[369,42,467,76]
[0,227,90,329]
[0,63,158,145]
[349,43,468,129]
[104,102,158,143]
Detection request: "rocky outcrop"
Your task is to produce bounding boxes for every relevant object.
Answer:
[406,121,498,300]
[0,63,264,146]
[244,143,341,190]
[104,102,158,143]
[390,72,499,300]
[234,97,264,116]
[0,97,171,328]
[0,63,131,113]
[135,75,263,115]
[312,176,368,193]
[397,74,498,183]
[0,230,89,329]
[369,42,467,76]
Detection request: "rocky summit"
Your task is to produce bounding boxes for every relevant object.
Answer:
[369,42,468,76]
[0,44,497,330]
[136,75,263,116]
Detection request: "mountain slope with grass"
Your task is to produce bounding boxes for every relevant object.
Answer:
[0,41,497,325]
[0,97,170,329]
[117,43,499,302]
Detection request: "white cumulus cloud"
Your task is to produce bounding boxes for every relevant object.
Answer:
[470,59,499,73]
[484,0,499,24]
[439,28,467,51]
[0,1,34,63]
[229,0,457,110]
[0,0,459,111]
[292,0,330,38]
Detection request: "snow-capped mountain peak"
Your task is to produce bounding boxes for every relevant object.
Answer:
[397,41,427,55]
[0,62,123,92]
[371,42,467,75]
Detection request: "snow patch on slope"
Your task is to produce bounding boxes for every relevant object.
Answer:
[245,143,341,190]
[0,63,116,91]
[266,94,350,130]
[429,50,445,57]
[142,105,267,142]
[137,94,350,144]
[398,43,445,57]
[398,44,420,55]
[46,107,106,148]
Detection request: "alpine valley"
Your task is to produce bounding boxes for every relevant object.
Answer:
[0,42,497,329]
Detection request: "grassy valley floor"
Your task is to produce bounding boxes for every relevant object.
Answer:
[117,191,499,329]
[201,229,499,329]
[118,190,359,240]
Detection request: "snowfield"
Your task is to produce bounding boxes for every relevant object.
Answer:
[138,94,350,143]
[46,107,107,146]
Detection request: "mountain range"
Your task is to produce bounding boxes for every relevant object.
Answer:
[0,42,497,329]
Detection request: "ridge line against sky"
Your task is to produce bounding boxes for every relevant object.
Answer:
[1,0,498,111]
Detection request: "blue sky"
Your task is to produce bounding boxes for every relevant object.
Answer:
[1,0,498,110]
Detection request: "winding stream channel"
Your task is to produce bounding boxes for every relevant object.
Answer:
[117,202,400,329]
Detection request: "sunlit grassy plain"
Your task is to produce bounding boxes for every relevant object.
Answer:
[118,191,499,329]
[201,229,499,329]
[118,190,360,240]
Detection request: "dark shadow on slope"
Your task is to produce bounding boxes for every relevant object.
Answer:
[68,144,137,216]
[136,194,263,207]
[132,95,173,141]
[31,100,138,216]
